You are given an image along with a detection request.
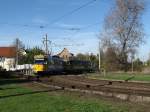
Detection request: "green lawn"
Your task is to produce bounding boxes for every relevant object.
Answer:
[87,72,150,82]
[0,81,132,112]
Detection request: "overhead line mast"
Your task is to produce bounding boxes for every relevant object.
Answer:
[99,40,101,71]
[43,34,52,55]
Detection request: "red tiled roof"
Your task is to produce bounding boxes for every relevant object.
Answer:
[0,47,16,58]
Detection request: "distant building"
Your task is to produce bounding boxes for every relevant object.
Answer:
[56,48,74,61]
[0,47,16,71]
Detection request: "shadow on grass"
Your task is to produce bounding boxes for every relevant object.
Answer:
[0,79,31,86]
[0,88,62,99]
[0,87,17,90]
[0,71,22,78]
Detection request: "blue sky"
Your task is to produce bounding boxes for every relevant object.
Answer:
[0,0,150,60]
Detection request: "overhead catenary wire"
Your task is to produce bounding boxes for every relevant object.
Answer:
[41,21,101,42]
[0,22,78,30]
[0,22,45,29]
[48,21,101,49]
[0,0,98,30]
[1,0,101,50]
[47,0,97,25]
[54,21,102,51]
[62,21,102,41]
[52,43,84,48]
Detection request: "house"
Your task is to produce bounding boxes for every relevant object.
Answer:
[0,47,16,71]
[56,48,74,61]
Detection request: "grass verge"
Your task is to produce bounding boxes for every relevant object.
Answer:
[0,82,133,112]
[87,72,150,82]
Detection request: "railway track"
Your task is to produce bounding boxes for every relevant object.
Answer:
[43,75,150,89]
[33,75,150,103]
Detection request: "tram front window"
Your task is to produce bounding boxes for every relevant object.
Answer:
[34,60,47,64]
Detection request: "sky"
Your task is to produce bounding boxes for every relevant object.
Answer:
[0,0,150,60]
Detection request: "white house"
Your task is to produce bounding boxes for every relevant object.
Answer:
[0,47,16,71]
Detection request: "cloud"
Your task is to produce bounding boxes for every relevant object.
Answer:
[36,0,82,6]
[35,0,66,7]
[71,31,98,39]
[32,17,48,24]
[54,22,83,29]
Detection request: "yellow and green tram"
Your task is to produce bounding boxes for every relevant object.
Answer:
[33,55,46,73]
[33,55,64,75]
[33,54,95,76]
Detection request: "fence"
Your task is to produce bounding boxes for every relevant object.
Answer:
[10,64,33,75]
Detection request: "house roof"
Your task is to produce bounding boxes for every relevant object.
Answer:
[57,48,73,57]
[0,47,16,58]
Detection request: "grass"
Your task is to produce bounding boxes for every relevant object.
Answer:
[0,81,132,112]
[87,72,150,82]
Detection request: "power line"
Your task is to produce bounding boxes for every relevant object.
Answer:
[0,0,98,30]
[49,21,101,46]
[52,43,84,48]
[0,23,43,28]
[0,22,68,30]
[0,22,82,31]
[40,21,101,40]
[55,21,101,49]
[65,21,101,39]
[46,0,97,26]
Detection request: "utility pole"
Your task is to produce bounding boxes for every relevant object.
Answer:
[131,57,133,73]
[98,40,101,72]
[131,51,135,73]
[43,34,52,55]
[45,34,48,55]
[15,38,19,66]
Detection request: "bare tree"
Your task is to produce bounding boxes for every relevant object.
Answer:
[13,38,25,65]
[101,0,145,71]
[104,47,119,71]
